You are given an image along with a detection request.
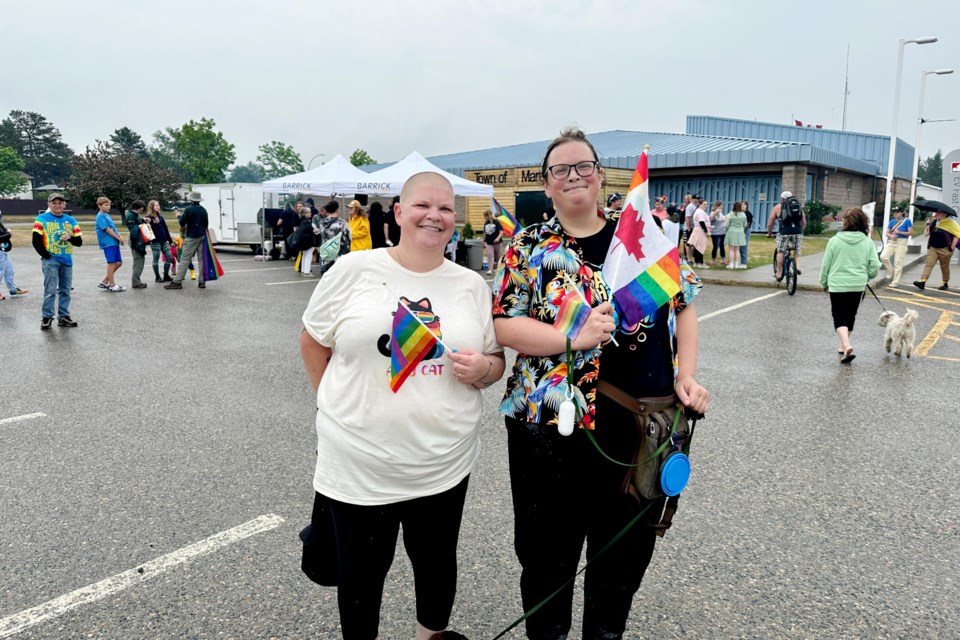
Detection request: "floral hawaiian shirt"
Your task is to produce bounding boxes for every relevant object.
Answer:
[492,210,701,430]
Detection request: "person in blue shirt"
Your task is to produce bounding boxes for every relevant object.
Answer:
[879,205,912,287]
[94,196,126,292]
[32,193,83,329]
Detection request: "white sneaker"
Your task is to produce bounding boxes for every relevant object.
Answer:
[726,264,735,269]
[108,284,126,292]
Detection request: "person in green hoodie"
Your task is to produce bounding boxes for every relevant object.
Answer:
[819,207,881,363]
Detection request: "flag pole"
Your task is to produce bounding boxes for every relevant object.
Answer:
[381,281,455,353]
[561,272,619,347]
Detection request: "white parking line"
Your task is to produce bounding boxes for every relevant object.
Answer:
[265,279,318,286]
[0,413,46,426]
[699,290,786,322]
[0,514,284,638]
[227,267,293,274]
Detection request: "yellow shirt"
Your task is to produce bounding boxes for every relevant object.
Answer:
[349,214,372,251]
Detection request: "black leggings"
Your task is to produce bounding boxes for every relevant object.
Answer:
[829,290,863,330]
[711,234,726,259]
[325,476,469,640]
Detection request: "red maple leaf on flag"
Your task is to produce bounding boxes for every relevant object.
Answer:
[612,203,646,260]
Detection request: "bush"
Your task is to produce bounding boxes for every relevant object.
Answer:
[804,200,839,235]
[462,222,476,239]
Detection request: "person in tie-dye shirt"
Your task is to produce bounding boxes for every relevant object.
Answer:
[33,193,83,329]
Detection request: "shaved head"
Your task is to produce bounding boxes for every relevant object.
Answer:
[400,171,453,205]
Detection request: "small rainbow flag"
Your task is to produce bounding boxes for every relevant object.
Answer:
[553,291,592,341]
[390,301,440,393]
[602,147,681,326]
[492,198,522,238]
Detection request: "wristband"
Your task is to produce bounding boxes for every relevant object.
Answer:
[477,357,495,386]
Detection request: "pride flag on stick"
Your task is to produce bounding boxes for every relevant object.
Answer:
[383,283,453,393]
[201,230,225,281]
[602,147,681,326]
[492,198,522,238]
[553,273,618,346]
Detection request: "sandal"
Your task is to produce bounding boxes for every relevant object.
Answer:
[840,348,856,364]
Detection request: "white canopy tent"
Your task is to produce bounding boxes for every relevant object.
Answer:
[261,154,372,195]
[343,151,494,197]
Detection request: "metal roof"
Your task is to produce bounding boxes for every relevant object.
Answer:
[365,128,887,178]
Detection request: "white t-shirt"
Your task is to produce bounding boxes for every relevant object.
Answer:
[301,248,501,505]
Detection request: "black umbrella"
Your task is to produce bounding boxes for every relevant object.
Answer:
[911,200,957,216]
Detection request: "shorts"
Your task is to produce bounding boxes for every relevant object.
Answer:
[775,234,802,254]
[103,246,122,264]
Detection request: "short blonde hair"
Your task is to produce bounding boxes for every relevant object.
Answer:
[96,196,111,206]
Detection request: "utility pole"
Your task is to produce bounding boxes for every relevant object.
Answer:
[841,44,851,131]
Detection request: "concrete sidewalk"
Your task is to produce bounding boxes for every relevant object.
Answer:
[696,242,928,292]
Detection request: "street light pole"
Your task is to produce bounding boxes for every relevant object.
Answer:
[307,153,325,169]
[907,68,954,240]
[882,36,937,249]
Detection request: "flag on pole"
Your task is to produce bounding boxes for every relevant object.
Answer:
[201,231,225,281]
[492,197,522,238]
[602,147,681,326]
[553,290,592,341]
[389,301,440,393]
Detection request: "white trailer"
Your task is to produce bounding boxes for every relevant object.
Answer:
[190,183,279,251]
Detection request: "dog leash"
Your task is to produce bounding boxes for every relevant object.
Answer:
[865,284,886,311]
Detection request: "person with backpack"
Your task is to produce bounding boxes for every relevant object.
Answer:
[767,190,806,281]
[314,200,351,276]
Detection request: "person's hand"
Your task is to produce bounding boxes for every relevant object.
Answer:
[675,375,709,415]
[571,301,616,350]
[766,232,773,238]
[823,287,828,293]
[119,238,125,245]
[447,348,492,385]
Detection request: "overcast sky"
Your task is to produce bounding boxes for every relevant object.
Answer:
[2,0,958,170]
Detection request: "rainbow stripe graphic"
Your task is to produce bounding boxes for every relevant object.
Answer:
[553,292,592,341]
[390,301,440,393]
[603,147,681,325]
[492,198,522,238]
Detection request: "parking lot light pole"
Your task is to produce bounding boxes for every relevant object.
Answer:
[908,68,954,238]
[882,36,937,247]
[307,153,325,169]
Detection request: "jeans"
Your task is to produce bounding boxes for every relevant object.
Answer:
[0,251,15,292]
[173,236,205,284]
[150,240,173,279]
[41,258,72,318]
[740,233,750,266]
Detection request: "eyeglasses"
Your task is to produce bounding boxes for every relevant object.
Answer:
[544,161,598,181]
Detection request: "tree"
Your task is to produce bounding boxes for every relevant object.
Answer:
[0,110,74,186]
[350,148,377,166]
[0,146,29,197]
[109,127,148,158]
[257,141,304,180]
[149,117,236,184]
[68,141,183,210]
[228,161,265,183]
[918,150,943,187]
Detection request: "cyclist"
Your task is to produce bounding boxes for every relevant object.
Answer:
[767,190,806,281]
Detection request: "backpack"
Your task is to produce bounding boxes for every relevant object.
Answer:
[0,221,11,252]
[781,196,802,226]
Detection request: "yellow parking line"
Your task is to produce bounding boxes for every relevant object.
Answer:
[913,310,954,358]
[877,295,960,314]
[941,334,960,344]
[923,354,960,363]
[879,291,960,308]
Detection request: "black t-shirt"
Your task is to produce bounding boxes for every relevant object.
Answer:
[577,219,674,398]
[385,206,401,245]
[369,208,386,248]
[484,219,503,244]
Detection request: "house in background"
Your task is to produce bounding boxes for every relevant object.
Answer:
[7,171,33,199]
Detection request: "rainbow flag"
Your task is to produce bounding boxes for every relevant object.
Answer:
[390,301,439,393]
[201,231,225,281]
[602,148,681,326]
[553,291,592,341]
[492,198,522,238]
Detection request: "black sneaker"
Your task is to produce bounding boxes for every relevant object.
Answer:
[163,275,173,282]
[155,277,164,283]
[938,283,949,291]
[132,282,147,289]
[198,282,206,289]
[913,280,925,290]
[41,317,53,330]
[58,316,78,327]
[164,281,183,290]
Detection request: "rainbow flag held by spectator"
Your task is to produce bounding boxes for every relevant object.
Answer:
[201,231,225,281]
[390,301,440,392]
[492,198,522,238]
[553,290,592,341]
[602,147,681,326]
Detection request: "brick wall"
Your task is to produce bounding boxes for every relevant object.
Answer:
[821,171,874,210]
[781,165,807,202]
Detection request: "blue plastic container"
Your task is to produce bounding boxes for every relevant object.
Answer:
[659,452,691,497]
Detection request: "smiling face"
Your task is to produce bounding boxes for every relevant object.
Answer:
[48,199,66,216]
[542,141,602,216]
[396,172,456,253]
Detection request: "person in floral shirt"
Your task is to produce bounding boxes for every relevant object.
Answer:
[492,127,709,640]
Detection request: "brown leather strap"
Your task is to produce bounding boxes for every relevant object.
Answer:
[596,380,676,416]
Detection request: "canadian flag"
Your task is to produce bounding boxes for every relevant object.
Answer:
[794,119,823,129]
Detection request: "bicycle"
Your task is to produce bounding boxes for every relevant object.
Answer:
[771,235,799,296]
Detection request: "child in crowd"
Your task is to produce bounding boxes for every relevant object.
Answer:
[94,197,126,292]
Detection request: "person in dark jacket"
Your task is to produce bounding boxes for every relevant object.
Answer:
[281,203,301,259]
[145,200,175,282]
[384,196,401,246]
[368,201,387,248]
[164,191,210,290]
[124,200,148,288]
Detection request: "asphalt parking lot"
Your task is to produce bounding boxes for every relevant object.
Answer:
[2,246,958,639]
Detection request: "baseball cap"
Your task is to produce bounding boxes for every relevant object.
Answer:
[780,191,793,199]
[606,193,622,206]
[47,192,66,202]
[891,205,903,212]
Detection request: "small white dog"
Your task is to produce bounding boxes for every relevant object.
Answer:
[878,308,919,358]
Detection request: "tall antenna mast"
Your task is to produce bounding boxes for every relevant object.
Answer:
[841,44,851,131]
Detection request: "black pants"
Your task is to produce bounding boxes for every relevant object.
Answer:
[325,476,469,640]
[506,395,658,640]
[829,290,863,331]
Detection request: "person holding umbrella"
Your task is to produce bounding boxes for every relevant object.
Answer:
[912,201,960,291]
